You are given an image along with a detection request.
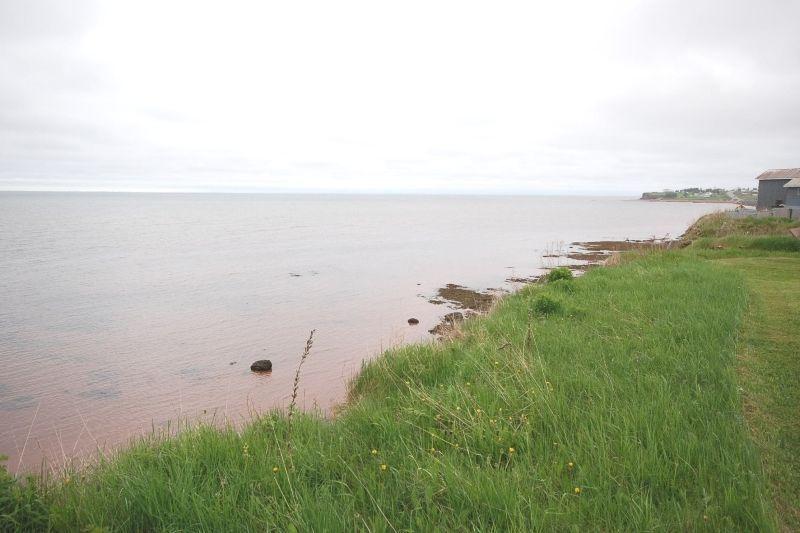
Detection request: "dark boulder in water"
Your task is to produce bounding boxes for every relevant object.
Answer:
[250,360,272,372]
[408,318,420,325]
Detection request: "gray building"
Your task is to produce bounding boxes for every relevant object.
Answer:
[785,178,800,208]
[756,168,800,209]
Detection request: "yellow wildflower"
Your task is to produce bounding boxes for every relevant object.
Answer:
[371,449,378,455]
[380,464,388,471]
[508,447,515,454]
[272,466,279,473]
[574,487,581,495]
[568,462,574,470]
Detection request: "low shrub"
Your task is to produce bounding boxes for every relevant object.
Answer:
[546,267,573,282]
[532,294,564,315]
[550,278,575,293]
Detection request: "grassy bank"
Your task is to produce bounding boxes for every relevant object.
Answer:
[682,211,800,241]
[3,214,798,531]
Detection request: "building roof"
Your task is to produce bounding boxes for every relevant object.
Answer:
[756,168,800,180]
[784,178,800,188]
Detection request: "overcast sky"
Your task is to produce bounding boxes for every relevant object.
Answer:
[1,0,798,194]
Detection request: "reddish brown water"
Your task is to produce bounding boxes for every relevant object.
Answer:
[0,193,730,473]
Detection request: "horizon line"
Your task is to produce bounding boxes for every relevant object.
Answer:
[0,188,647,196]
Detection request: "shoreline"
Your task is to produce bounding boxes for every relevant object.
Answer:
[424,236,677,337]
[640,198,745,205]
[3,224,703,474]
[5,210,799,530]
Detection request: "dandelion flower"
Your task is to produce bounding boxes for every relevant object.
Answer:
[508,447,515,454]
[371,449,378,455]
[574,487,581,495]
[494,361,499,366]
[380,464,388,471]
[567,462,574,470]
[272,466,279,473]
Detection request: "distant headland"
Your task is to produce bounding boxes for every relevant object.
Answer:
[640,187,756,205]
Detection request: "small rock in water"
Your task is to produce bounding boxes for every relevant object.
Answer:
[408,317,420,325]
[229,361,237,365]
[250,359,272,372]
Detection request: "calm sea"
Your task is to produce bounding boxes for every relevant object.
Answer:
[0,193,728,472]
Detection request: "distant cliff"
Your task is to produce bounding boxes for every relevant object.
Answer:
[641,187,756,205]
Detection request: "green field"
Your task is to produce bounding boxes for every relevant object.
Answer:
[2,215,798,531]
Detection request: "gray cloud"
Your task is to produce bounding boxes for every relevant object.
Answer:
[0,0,97,43]
[1,0,798,193]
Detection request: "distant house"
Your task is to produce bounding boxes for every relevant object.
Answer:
[756,168,800,209]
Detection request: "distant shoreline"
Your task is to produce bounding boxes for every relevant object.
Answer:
[641,198,743,205]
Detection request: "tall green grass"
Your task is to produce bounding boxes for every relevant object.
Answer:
[2,253,777,531]
[683,212,799,240]
[691,235,800,253]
